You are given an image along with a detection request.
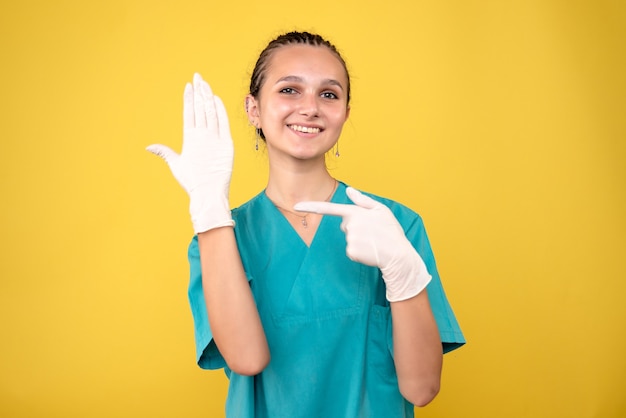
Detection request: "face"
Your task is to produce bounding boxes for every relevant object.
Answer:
[247,44,350,162]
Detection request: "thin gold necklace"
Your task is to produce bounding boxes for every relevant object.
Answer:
[269,180,338,228]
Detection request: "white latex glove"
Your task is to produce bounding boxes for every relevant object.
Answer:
[294,187,431,302]
[147,73,234,234]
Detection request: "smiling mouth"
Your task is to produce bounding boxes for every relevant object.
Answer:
[289,124,321,134]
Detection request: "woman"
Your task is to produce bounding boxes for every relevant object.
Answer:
[148,31,465,418]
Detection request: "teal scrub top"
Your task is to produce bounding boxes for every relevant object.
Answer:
[188,181,465,418]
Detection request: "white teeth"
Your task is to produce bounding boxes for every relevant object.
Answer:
[290,125,320,134]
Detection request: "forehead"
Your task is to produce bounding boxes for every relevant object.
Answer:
[265,44,348,83]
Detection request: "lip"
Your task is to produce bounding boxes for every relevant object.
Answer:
[287,124,324,135]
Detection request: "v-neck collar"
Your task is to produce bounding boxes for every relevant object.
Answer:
[261,182,345,249]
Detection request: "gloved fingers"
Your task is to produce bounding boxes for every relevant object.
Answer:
[146,144,179,164]
[345,243,358,262]
[344,238,379,267]
[293,201,356,217]
[183,83,194,129]
[193,73,207,128]
[213,95,232,140]
[346,187,380,209]
[198,73,214,98]
[199,76,220,135]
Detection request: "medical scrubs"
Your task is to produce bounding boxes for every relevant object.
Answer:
[188,181,465,418]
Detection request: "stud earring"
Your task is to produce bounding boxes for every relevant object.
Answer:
[334,141,340,157]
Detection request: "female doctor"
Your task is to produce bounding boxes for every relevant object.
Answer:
[148,31,464,418]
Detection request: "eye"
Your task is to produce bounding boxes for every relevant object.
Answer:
[321,91,339,100]
[279,87,297,94]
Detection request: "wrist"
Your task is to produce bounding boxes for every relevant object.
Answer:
[190,193,234,234]
[382,246,431,302]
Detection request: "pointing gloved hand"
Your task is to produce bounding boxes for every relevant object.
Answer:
[294,187,431,302]
[147,73,234,234]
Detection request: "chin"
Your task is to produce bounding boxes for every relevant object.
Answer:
[285,146,326,160]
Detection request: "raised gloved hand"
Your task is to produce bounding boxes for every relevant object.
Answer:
[294,187,431,302]
[147,73,234,234]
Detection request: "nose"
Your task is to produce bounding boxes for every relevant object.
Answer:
[298,92,319,117]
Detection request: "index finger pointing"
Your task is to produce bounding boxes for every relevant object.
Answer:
[293,201,357,217]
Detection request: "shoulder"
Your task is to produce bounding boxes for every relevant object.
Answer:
[348,183,425,232]
[231,190,267,223]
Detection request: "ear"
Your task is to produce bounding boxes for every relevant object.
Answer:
[344,105,351,122]
[245,94,260,127]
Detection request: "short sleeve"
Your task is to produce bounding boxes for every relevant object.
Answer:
[187,236,227,369]
[397,209,466,354]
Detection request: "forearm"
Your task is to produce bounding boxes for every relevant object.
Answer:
[198,227,270,375]
[391,289,442,407]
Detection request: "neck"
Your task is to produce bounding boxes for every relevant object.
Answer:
[265,163,336,209]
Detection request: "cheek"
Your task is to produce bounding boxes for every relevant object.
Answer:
[261,102,290,125]
[329,109,349,128]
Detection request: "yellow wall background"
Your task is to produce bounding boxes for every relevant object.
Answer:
[1,0,624,417]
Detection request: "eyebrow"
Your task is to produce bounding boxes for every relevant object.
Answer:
[275,75,344,91]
